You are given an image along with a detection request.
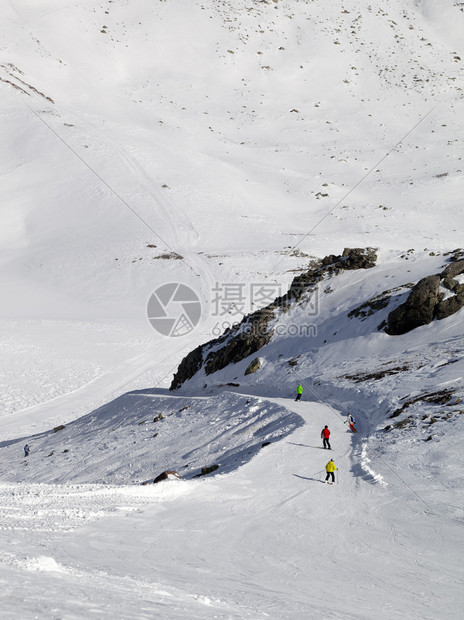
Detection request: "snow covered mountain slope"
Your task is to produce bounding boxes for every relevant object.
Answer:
[170,246,464,518]
[1,0,463,420]
[0,390,462,618]
[0,391,303,484]
[0,0,463,617]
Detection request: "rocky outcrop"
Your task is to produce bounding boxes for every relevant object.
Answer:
[205,307,275,377]
[286,247,377,306]
[441,258,464,280]
[170,344,203,390]
[170,306,274,390]
[170,248,377,389]
[436,291,464,320]
[386,252,464,335]
[386,275,442,335]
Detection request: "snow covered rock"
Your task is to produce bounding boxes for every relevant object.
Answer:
[244,357,261,375]
[170,248,377,389]
[436,290,464,320]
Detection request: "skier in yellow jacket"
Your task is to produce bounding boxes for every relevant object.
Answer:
[325,459,337,484]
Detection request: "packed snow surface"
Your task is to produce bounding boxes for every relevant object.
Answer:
[1,0,463,618]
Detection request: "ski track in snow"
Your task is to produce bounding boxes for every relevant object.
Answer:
[0,393,462,618]
[0,482,159,533]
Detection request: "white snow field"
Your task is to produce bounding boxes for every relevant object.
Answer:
[1,0,463,618]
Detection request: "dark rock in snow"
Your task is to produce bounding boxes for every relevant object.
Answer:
[171,307,274,389]
[245,357,261,375]
[153,470,181,484]
[204,307,274,376]
[170,344,203,390]
[386,253,464,335]
[170,248,377,389]
[194,464,219,477]
[436,291,464,320]
[386,275,442,335]
[288,247,377,304]
[442,277,459,291]
[440,258,464,280]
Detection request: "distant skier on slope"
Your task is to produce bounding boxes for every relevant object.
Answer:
[24,444,30,457]
[346,413,357,432]
[295,384,303,401]
[325,459,337,484]
[321,426,331,449]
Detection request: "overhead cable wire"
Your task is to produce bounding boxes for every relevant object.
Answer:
[273,104,439,271]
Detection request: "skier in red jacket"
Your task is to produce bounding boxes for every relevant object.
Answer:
[321,426,331,449]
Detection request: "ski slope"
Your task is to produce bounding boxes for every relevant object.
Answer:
[1,0,463,617]
[1,393,461,619]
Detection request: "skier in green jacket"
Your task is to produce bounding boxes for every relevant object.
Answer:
[295,384,303,401]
